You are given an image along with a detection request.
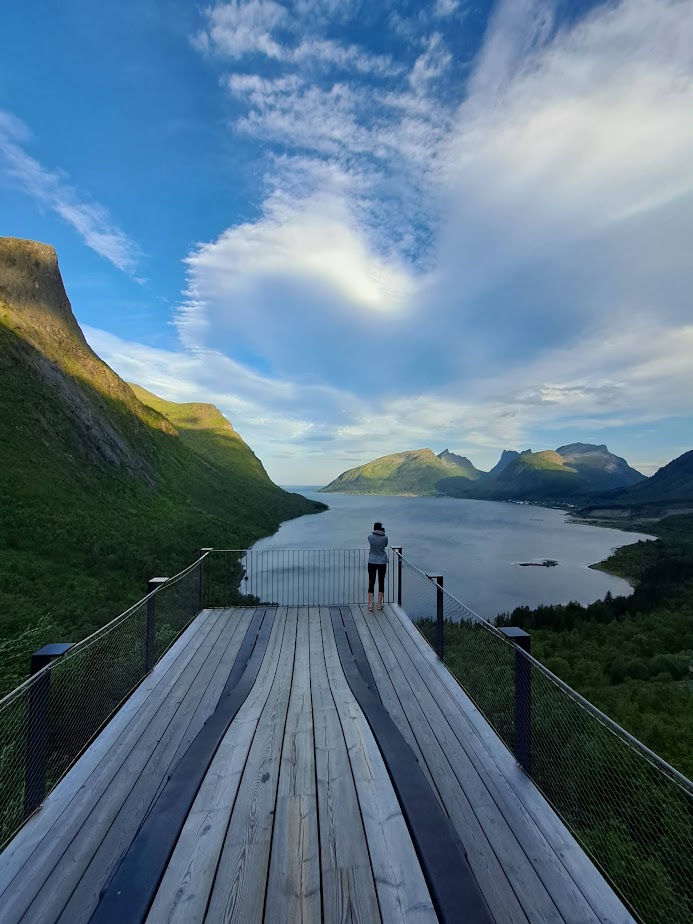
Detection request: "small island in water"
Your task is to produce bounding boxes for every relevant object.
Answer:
[516,559,558,567]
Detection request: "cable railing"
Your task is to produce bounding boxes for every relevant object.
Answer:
[1,544,691,923]
[0,555,204,849]
[203,548,401,606]
[396,550,693,924]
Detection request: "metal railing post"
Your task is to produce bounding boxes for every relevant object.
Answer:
[146,578,169,673]
[427,574,444,661]
[500,627,532,774]
[393,547,402,605]
[24,643,73,819]
[198,549,213,610]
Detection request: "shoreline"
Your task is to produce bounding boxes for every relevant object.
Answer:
[588,560,637,590]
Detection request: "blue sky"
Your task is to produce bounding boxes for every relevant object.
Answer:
[2,0,692,484]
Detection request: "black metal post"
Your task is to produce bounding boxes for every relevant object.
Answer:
[393,547,403,606]
[198,549,213,610]
[427,574,444,661]
[500,627,532,774]
[146,578,169,673]
[24,643,73,819]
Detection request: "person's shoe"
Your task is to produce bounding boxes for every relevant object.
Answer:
[377,597,384,610]
[368,603,374,611]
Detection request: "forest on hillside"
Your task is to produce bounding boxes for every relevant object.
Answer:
[496,513,693,778]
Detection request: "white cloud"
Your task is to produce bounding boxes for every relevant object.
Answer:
[434,0,459,18]
[179,0,693,480]
[0,110,141,275]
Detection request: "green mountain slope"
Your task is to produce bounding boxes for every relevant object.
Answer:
[0,238,323,693]
[328,442,645,501]
[320,448,482,495]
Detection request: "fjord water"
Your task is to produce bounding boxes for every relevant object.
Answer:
[251,490,654,620]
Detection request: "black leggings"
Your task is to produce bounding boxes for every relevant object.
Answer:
[368,563,387,594]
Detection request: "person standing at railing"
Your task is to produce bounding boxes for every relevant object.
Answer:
[367,522,388,612]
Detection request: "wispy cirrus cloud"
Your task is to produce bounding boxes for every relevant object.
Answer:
[0,110,141,276]
[89,0,693,482]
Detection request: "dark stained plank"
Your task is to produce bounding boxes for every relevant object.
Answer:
[388,604,636,924]
[359,605,530,924]
[204,607,299,923]
[1,608,229,924]
[58,608,256,924]
[320,608,437,924]
[309,608,380,924]
[349,603,443,807]
[264,608,321,924]
[145,609,289,924]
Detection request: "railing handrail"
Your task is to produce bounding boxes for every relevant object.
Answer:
[393,549,693,796]
[0,553,208,712]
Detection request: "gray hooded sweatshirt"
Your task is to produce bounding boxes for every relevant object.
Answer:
[368,530,388,565]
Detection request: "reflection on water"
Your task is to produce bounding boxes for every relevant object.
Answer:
[246,490,654,620]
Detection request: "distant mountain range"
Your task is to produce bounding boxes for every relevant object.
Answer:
[321,442,661,503]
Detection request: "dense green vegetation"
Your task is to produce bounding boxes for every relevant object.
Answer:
[0,242,324,696]
[324,441,646,501]
[496,512,693,778]
[417,513,693,922]
[321,447,482,495]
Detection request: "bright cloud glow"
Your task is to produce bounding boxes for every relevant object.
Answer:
[5,0,693,483]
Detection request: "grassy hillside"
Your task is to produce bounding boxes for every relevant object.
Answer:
[320,448,482,495]
[0,238,323,695]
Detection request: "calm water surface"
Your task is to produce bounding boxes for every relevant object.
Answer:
[250,490,654,620]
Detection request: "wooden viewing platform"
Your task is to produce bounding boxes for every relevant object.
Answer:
[0,603,636,923]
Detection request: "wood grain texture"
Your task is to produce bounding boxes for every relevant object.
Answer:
[54,608,256,924]
[204,607,299,924]
[385,605,635,924]
[320,607,437,924]
[0,609,216,896]
[348,604,442,806]
[309,608,380,924]
[374,606,564,923]
[2,608,227,924]
[264,608,321,924]
[145,608,288,924]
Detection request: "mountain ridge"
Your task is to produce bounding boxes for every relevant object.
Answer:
[322,442,648,501]
[0,236,323,693]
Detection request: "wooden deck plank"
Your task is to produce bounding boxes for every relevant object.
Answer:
[204,608,299,924]
[309,608,381,924]
[10,607,232,924]
[264,608,321,924]
[320,608,437,924]
[55,608,256,924]
[0,608,216,895]
[145,608,289,924]
[384,605,634,924]
[0,608,227,923]
[359,605,531,924]
[348,604,442,806]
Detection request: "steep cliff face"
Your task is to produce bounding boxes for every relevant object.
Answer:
[0,238,171,481]
[0,238,323,679]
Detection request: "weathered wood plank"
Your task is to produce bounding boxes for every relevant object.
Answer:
[9,608,232,924]
[0,609,217,895]
[348,604,442,806]
[263,608,321,924]
[55,608,256,924]
[145,608,289,924]
[309,608,380,924]
[204,607,299,924]
[0,608,227,923]
[361,605,531,924]
[388,604,636,924]
[320,607,436,924]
